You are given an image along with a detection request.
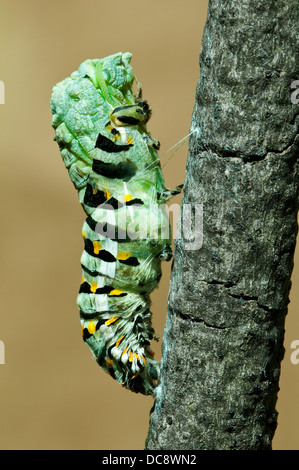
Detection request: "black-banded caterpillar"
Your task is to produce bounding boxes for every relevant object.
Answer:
[50,52,182,395]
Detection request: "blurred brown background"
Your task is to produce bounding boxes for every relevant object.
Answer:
[0,0,298,450]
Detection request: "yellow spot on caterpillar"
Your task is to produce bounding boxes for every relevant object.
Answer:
[117,252,131,260]
[81,277,84,284]
[92,187,98,195]
[124,194,133,202]
[132,373,139,379]
[105,316,119,326]
[127,137,133,145]
[142,356,146,365]
[90,282,97,293]
[82,231,86,239]
[106,123,113,132]
[115,335,125,347]
[106,358,113,368]
[88,321,96,334]
[109,289,124,296]
[121,346,128,357]
[93,241,102,254]
[128,350,133,362]
[104,189,111,200]
[81,324,84,335]
[134,353,139,360]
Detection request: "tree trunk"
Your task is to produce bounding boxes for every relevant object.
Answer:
[146,0,299,450]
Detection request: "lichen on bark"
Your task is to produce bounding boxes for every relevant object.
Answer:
[146,0,299,450]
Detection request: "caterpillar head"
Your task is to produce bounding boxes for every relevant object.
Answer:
[109,100,152,127]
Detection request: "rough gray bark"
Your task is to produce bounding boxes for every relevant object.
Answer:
[146,0,299,450]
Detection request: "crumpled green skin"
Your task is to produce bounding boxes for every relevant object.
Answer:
[51,52,180,395]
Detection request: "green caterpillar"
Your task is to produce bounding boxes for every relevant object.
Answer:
[50,52,182,395]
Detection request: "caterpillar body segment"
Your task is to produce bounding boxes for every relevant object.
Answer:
[51,52,182,395]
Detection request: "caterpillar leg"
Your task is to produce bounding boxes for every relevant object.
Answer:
[158,184,184,202]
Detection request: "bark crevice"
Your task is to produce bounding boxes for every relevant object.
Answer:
[174,309,231,330]
[196,133,299,164]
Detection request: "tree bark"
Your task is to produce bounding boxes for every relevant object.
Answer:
[146,0,299,450]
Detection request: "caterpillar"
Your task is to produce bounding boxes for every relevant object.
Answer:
[50,52,182,395]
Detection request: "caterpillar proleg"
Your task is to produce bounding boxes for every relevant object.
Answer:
[50,52,182,395]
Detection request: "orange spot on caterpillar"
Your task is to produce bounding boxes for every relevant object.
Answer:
[109,289,125,296]
[121,346,128,357]
[124,194,133,202]
[90,282,97,293]
[87,321,96,334]
[117,252,131,260]
[93,241,102,254]
[105,316,119,326]
[104,189,111,200]
[115,335,125,347]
